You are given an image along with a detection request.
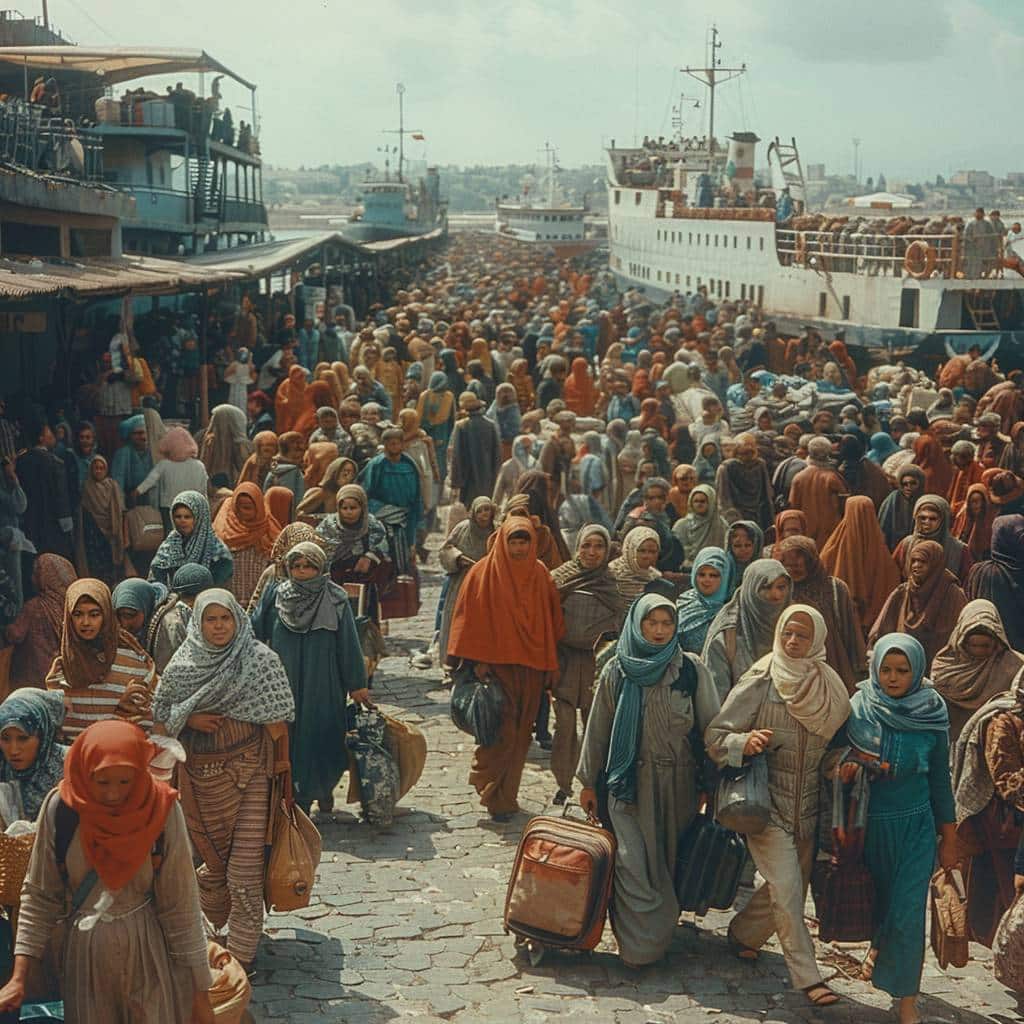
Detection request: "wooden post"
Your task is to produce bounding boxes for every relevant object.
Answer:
[199,290,210,427]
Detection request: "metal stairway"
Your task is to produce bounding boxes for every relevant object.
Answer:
[964,290,1000,330]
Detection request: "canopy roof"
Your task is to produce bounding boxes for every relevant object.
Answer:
[0,46,256,90]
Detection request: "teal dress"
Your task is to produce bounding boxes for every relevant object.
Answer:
[864,728,955,998]
[252,596,367,810]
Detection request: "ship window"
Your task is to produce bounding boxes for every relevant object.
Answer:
[615,191,621,204]
[757,286,764,306]
[686,275,691,288]
[689,232,693,244]
[714,235,718,248]
[741,284,746,300]
[635,192,642,205]
[819,293,828,317]
[759,238,765,252]
[2,221,60,258]
[695,234,700,246]
[899,289,918,328]
[747,237,751,250]
[842,296,851,320]
[675,273,681,284]
[734,236,738,249]
[717,280,723,297]
[705,234,710,246]
[657,271,662,282]
[725,281,731,297]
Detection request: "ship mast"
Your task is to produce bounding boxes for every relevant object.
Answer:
[381,83,422,184]
[541,142,557,207]
[682,26,746,171]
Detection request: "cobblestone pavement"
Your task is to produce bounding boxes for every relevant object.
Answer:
[248,559,1021,1024]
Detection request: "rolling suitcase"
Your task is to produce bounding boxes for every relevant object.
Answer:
[674,811,746,916]
[503,808,616,964]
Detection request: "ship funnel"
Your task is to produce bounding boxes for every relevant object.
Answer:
[726,132,759,187]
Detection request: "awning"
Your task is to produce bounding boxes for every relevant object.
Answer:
[0,46,256,90]
[181,232,366,275]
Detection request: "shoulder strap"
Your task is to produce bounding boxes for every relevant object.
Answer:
[54,798,78,888]
[831,577,840,624]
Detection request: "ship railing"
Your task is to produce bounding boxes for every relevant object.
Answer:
[0,98,105,183]
[773,228,1002,280]
[654,197,775,222]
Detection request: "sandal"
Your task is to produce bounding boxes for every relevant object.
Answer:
[803,984,840,1007]
[727,928,760,961]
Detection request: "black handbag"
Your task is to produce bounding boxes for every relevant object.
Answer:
[674,812,747,915]
[449,663,506,747]
[714,754,770,835]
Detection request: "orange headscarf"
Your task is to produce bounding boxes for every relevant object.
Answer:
[951,482,996,560]
[447,517,564,672]
[58,720,177,891]
[563,357,598,416]
[213,481,281,555]
[304,442,341,489]
[275,365,312,434]
[239,430,278,486]
[913,433,953,496]
[948,456,984,516]
[265,486,294,526]
[631,369,652,399]
[667,464,696,517]
[820,495,901,629]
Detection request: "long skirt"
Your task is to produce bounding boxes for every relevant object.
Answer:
[468,663,543,816]
[178,719,273,964]
[865,801,936,998]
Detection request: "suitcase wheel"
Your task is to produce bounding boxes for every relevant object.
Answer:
[526,941,545,967]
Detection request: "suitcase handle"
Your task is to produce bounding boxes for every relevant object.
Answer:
[562,801,601,829]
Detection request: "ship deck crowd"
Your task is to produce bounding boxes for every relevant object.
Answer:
[0,233,1020,1021]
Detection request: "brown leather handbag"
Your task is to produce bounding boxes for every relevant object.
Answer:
[930,868,970,969]
[263,726,322,913]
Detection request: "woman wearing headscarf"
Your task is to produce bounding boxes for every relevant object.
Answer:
[74,455,130,586]
[868,431,900,466]
[238,430,278,487]
[837,433,891,509]
[147,563,214,673]
[893,494,972,584]
[870,539,967,664]
[702,559,791,701]
[672,484,728,570]
[493,435,537,511]
[508,358,535,413]
[485,383,522,463]
[264,485,295,529]
[0,688,67,820]
[609,526,662,604]
[706,605,850,1008]
[666,463,697,519]
[447,517,565,821]
[948,440,984,516]
[252,542,367,816]
[437,496,496,664]
[247,523,321,615]
[821,495,902,631]
[724,520,765,597]
[562,357,598,417]
[932,599,1024,742]
[149,490,233,589]
[950,482,995,563]
[3,720,213,1022]
[844,636,956,1024]
[5,553,75,690]
[913,430,954,496]
[641,433,672,480]
[967,514,1024,652]
[676,546,731,655]
[506,469,570,566]
[577,594,718,966]
[776,535,866,692]
[303,441,342,496]
[693,437,723,487]
[155,588,295,966]
[274,364,314,435]
[45,579,158,742]
[295,456,358,518]
[212,481,281,607]
[999,422,1024,477]
[764,509,808,557]
[877,464,926,551]
[636,398,669,440]
[415,371,456,484]
[399,409,440,557]
[549,525,625,805]
[199,404,252,486]
[134,426,209,530]
[112,578,168,651]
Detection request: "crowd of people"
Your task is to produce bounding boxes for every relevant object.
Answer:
[0,232,1020,1019]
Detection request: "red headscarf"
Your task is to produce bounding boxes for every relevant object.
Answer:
[265,485,294,526]
[913,433,953,497]
[447,517,564,672]
[59,720,177,891]
[951,482,996,559]
[213,481,281,555]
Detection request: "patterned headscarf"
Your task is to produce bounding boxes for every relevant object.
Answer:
[31,554,76,638]
[0,689,67,819]
[154,588,295,737]
[275,541,348,633]
[150,490,232,578]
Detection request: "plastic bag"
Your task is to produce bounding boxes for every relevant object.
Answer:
[714,754,770,835]
[449,666,506,747]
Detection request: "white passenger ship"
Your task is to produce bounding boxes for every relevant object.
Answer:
[606,29,1024,356]
[496,143,599,258]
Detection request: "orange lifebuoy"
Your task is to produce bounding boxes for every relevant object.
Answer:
[904,240,936,279]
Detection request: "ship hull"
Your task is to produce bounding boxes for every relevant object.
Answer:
[339,222,444,244]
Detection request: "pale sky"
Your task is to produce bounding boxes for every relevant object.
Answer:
[58,0,1024,181]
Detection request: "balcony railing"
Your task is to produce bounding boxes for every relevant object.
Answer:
[0,99,104,182]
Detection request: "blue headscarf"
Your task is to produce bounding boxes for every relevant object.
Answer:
[605,594,680,804]
[676,547,732,653]
[118,413,145,441]
[0,689,68,820]
[867,431,900,465]
[725,520,765,596]
[111,578,168,637]
[847,634,950,764]
[428,371,448,392]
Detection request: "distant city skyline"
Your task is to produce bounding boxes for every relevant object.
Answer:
[59,0,1024,181]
